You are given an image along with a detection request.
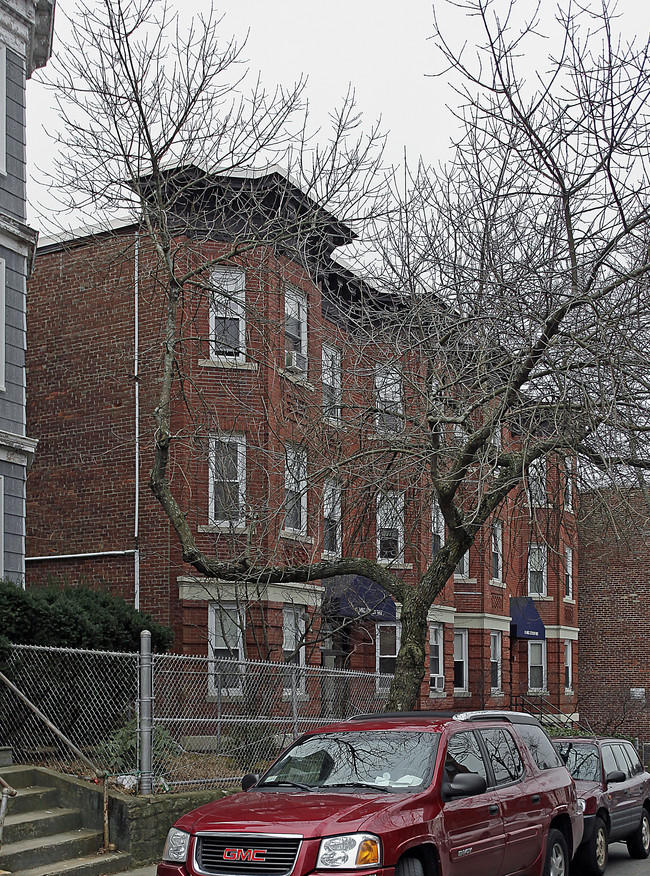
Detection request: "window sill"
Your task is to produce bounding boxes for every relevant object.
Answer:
[563,597,576,605]
[207,693,244,703]
[489,578,506,588]
[454,690,472,698]
[281,530,315,545]
[377,559,413,569]
[199,523,247,534]
[454,575,477,584]
[198,358,258,371]
[527,689,549,697]
[324,415,344,428]
[322,550,340,561]
[529,593,553,601]
[564,688,575,695]
[429,690,449,699]
[490,690,505,697]
[279,368,315,391]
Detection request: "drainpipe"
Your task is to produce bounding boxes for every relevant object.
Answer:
[134,233,141,610]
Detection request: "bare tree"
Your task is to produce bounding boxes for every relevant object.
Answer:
[42,0,650,712]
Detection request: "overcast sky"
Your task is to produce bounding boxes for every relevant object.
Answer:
[25,0,645,231]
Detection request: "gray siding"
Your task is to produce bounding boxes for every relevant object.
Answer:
[0,245,26,436]
[0,49,26,221]
[0,458,25,581]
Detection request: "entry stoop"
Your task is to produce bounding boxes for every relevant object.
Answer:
[0,765,131,876]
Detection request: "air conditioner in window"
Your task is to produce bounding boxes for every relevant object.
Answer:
[433,676,445,692]
[285,350,307,373]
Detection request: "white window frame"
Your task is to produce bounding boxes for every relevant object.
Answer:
[454,628,468,692]
[283,604,306,695]
[208,267,246,361]
[528,544,547,597]
[564,459,573,511]
[322,479,341,557]
[564,547,573,599]
[490,631,502,692]
[490,423,502,450]
[374,364,403,433]
[0,45,6,178]
[455,549,469,578]
[284,445,307,534]
[322,344,341,421]
[527,458,547,507]
[376,621,400,690]
[208,602,245,696]
[377,491,404,563]
[209,434,246,527]
[432,503,444,556]
[284,286,308,374]
[430,623,445,691]
[564,640,573,691]
[491,521,503,582]
[528,640,547,693]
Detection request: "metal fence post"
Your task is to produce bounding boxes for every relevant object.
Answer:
[291,666,298,740]
[139,630,153,794]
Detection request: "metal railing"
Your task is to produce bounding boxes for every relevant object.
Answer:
[514,694,594,735]
[0,669,110,849]
[0,773,16,851]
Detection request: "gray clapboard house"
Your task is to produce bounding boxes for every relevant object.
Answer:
[0,0,54,581]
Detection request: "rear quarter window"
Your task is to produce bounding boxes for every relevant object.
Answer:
[515,723,564,770]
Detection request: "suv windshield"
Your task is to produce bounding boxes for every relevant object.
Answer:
[258,730,439,793]
[557,742,600,782]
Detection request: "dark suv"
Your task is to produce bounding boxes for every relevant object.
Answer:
[157,710,582,876]
[553,736,650,875]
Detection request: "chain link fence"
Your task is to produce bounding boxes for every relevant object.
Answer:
[0,644,391,793]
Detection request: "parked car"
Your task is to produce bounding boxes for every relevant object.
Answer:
[157,710,582,876]
[553,736,650,875]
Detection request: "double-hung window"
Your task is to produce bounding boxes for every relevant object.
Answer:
[455,550,468,578]
[528,544,547,596]
[209,267,245,360]
[564,459,573,511]
[564,640,573,691]
[323,479,341,556]
[527,458,547,507]
[375,365,403,433]
[209,602,244,696]
[376,622,400,690]
[432,504,444,555]
[430,624,444,692]
[490,631,502,692]
[209,435,246,526]
[491,521,503,581]
[564,547,573,599]
[284,445,307,534]
[528,640,547,692]
[322,344,341,420]
[453,629,468,692]
[284,287,308,374]
[283,604,306,694]
[377,491,404,562]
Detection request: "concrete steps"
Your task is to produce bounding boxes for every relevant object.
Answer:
[0,764,133,876]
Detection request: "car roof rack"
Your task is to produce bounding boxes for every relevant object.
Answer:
[347,710,457,721]
[452,710,540,725]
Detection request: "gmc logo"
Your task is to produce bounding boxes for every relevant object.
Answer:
[223,848,268,863]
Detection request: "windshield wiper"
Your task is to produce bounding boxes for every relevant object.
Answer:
[321,781,393,793]
[258,780,313,791]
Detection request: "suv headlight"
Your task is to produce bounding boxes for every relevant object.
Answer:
[317,834,382,869]
[162,827,191,862]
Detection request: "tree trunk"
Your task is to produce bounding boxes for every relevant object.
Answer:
[385,586,430,711]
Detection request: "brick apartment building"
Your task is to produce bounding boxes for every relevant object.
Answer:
[25,167,579,713]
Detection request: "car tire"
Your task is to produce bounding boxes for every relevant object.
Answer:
[543,828,568,876]
[575,816,608,876]
[626,808,650,859]
[395,856,425,876]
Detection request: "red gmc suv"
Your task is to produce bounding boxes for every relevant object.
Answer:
[157,710,583,876]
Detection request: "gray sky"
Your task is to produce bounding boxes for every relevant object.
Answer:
[25,0,646,230]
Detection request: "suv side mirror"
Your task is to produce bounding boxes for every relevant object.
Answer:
[242,773,260,791]
[605,770,626,785]
[442,772,487,800]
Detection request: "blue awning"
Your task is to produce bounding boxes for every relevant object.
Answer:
[510,596,545,639]
[324,575,396,622]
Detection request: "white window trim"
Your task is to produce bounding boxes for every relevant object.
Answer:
[208,434,246,528]
[430,623,445,691]
[432,503,444,556]
[374,364,403,433]
[490,630,502,692]
[564,639,573,692]
[454,549,469,579]
[284,286,308,374]
[208,602,245,697]
[0,45,6,178]
[377,491,404,563]
[528,639,547,693]
[283,604,306,695]
[564,459,574,512]
[322,344,342,421]
[564,547,573,600]
[208,267,246,363]
[454,628,469,693]
[528,544,548,597]
[491,521,503,582]
[528,458,547,507]
[284,445,308,535]
[322,478,341,558]
[376,621,400,691]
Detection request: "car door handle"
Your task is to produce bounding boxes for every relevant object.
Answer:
[489,804,499,815]
[531,794,541,804]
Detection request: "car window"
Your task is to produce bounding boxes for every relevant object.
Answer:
[556,742,600,782]
[622,742,643,775]
[612,743,634,779]
[444,731,489,785]
[516,723,563,770]
[601,745,619,777]
[479,728,525,785]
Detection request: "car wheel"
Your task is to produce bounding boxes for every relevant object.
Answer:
[626,808,650,859]
[395,856,425,876]
[543,828,568,876]
[575,816,608,876]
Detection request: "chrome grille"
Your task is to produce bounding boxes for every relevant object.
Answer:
[195,834,302,876]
